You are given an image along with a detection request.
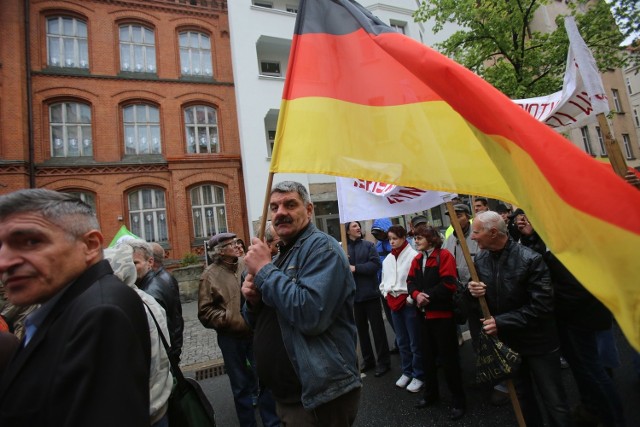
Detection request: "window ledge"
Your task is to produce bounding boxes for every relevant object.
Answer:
[117,71,159,80]
[41,66,91,76]
[258,74,285,81]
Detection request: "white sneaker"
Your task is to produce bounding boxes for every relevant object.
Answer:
[406,378,424,393]
[395,374,411,388]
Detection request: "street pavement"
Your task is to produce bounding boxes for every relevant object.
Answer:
[180,301,640,426]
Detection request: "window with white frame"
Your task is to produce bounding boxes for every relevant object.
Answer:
[626,77,632,95]
[179,31,213,77]
[622,134,634,159]
[260,60,281,77]
[190,184,227,239]
[128,188,168,242]
[634,108,640,127]
[119,24,156,73]
[595,126,607,156]
[390,20,406,34]
[123,104,161,155]
[267,130,276,156]
[184,105,219,154]
[46,16,89,68]
[65,190,96,212]
[50,102,92,157]
[580,126,594,155]
[612,89,622,112]
[253,1,273,8]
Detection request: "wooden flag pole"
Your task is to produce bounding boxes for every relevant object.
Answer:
[257,172,275,240]
[445,201,526,427]
[340,222,348,253]
[596,113,629,179]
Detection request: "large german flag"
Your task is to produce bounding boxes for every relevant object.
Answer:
[271,0,640,349]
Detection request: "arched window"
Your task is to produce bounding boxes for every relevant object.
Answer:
[190,184,227,239]
[128,188,168,242]
[46,16,89,68]
[64,190,96,212]
[184,105,219,153]
[49,102,92,157]
[123,104,161,154]
[119,24,156,73]
[179,31,212,77]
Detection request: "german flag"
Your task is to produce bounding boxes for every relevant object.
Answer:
[270,0,640,349]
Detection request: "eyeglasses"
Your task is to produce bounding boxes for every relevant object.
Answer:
[219,239,239,249]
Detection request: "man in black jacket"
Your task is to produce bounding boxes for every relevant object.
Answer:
[346,221,390,377]
[129,239,184,362]
[0,189,150,426]
[468,211,571,427]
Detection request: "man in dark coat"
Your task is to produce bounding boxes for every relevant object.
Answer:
[0,189,150,427]
[128,239,184,362]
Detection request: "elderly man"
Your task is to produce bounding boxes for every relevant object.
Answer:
[242,181,361,426]
[128,240,184,362]
[468,211,571,427]
[0,189,150,426]
[199,233,279,427]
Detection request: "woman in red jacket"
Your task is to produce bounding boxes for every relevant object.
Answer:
[407,225,466,421]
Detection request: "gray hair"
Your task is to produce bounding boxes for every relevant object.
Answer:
[264,221,276,243]
[475,211,508,235]
[125,239,154,260]
[0,189,99,239]
[271,181,311,206]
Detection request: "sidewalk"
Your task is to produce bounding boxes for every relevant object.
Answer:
[179,301,223,373]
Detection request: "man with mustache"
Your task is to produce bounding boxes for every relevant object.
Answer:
[0,189,150,427]
[242,181,361,426]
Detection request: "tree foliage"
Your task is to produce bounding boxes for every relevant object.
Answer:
[413,0,627,98]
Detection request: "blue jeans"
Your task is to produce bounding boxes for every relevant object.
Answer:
[217,334,280,427]
[390,304,423,379]
[558,323,625,426]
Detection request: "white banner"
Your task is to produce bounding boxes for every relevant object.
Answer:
[336,177,454,223]
[513,17,609,131]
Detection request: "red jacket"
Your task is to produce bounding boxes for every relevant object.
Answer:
[407,248,458,319]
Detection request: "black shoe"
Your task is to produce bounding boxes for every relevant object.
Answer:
[360,363,375,373]
[414,397,439,409]
[449,407,465,420]
[374,365,390,377]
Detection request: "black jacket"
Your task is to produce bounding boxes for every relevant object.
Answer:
[468,239,558,356]
[347,238,382,303]
[140,268,184,361]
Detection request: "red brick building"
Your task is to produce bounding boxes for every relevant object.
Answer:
[0,0,248,260]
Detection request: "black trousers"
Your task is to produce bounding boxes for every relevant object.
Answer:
[419,316,465,408]
[354,298,390,369]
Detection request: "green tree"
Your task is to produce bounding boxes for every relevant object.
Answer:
[413,0,626,98]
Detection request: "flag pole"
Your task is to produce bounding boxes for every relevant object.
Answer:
[258,173,275,240]
[596,113,630,179]
[445,201,526,427]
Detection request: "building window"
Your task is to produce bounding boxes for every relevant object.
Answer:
[65,191,96,212]
[634,108,640,127]
[595,126,607,156]
[50,102,92,157]
[626,77,632,95]
[190,184,227,239]
[390,21,406,34]
[267,130,276,156]
[46,16,89,68]
[612,89,622,112]
[253,1,273,8]
[184,105,219,153]
[119,24,156,73]
[286,4,299,13]
[260,60,281,77]
[622,134,634,159]
[123,104,161,154]
[580,126,594,155]
[128,188,168,242]
[179,31,212,77]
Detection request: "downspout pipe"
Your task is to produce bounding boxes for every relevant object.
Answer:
[24,0,36,188]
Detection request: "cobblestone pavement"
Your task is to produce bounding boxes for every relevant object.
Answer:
[179,301,223,369]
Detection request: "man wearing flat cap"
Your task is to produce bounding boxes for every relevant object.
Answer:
[198,233,279,427]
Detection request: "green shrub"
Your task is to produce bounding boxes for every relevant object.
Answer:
[180,252,201,267]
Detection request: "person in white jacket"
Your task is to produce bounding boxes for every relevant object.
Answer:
[379,225,424,394]
[104,244,173,427]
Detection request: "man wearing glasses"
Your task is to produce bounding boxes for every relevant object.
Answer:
[198,233,279,427]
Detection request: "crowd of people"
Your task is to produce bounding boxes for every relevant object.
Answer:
[0,183,637,427]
